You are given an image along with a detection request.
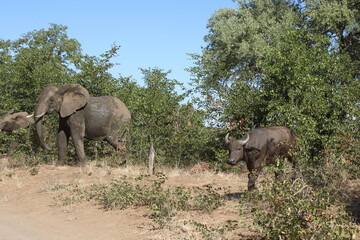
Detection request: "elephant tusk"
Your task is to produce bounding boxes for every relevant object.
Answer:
[35,112,45,118]
[27,113,34,118]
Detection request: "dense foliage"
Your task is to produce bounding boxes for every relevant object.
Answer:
[116,68,213,166]
[0,24,214,167]
[187,0,360,238]
[189,0,360,164]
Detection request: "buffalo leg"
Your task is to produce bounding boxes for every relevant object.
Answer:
[248,171,259,191]
[247,161,262,191]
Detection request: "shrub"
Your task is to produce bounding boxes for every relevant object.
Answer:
[239,167,358,239]
[88,173,225,228]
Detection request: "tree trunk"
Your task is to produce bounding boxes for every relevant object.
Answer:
[148,141,155,175]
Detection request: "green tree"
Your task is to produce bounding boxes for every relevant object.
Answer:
[0,24,83,160]
[0,24,125,162]
[260,30,359,160]
[0,24,81,113]
[189,0,360,158]
[304,0,360,72]
[0,39,12,110]
[192,3,360,237]
[74,44,121,96]
[188,0,301,130]
[127,68,184,165]
[117,68,212,167]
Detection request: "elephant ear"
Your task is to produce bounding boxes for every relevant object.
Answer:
[0,109,13,121]
[7,109,15,115]
[60,84,90,118]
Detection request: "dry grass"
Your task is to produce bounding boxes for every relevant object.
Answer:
[0,160,261,239]
[1,158,359,239]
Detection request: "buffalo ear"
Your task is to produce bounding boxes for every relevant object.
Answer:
[60,84,90,118]
[244,146,260,156]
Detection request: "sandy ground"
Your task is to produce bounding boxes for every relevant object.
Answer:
[1,158,359,240]
[0,159,260,240]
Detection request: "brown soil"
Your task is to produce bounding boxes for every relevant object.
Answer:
[0,158,260,240]
[1,158,359,240]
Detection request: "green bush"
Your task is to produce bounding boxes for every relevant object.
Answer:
[116,70,216,167]
[239,166,358,239]
[87,172,225,228]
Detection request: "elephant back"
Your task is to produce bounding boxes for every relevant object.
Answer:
[86,96,131,123]
[111,97,131,123]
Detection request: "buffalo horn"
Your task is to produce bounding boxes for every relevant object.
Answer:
[225,133,230,144]
[238,134,250,145]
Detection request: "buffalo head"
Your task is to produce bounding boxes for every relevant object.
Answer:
[225,133,249,165]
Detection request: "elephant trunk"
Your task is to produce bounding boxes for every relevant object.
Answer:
[35,105,52,151]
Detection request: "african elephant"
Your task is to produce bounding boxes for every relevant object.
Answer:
[0,109,34,157]
[34,84,131,166]
[0,109,34,132]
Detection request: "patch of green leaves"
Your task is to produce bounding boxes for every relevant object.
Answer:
[189,219,238,240]
[29,167,38,176]
[53,184,86,206]
[86,173,225,228]
[239,168,358,239]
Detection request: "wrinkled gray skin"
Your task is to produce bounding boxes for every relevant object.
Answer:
[0,109,34,132]
[225,126,297,191]
[0,109,34,157]
[34,84,131,166]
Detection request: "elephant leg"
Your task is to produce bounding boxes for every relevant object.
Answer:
[105,131,127,166]
[68,115,87,166]
[105,134,119,149]
[57,128,70,166]
[6,142,18,157]
[71,134,86,166]
[118,130,128,165]
[105,124,127,149]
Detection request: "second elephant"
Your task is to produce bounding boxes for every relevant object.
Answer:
[0,109,34,131]
[0,109,34,157]
[34,84,131,166]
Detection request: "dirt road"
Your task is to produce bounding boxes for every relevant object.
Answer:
[0,205,69,240]
[0,163,257,240]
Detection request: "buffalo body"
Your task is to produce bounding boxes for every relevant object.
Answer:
[226,126,297,190]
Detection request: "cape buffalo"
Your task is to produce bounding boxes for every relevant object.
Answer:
[225,126,297,191]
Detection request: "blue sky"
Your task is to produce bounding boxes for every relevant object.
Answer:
[0,0,238,89]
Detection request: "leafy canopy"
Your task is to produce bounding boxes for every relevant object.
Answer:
[189,0,360,160]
